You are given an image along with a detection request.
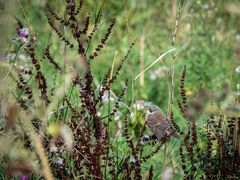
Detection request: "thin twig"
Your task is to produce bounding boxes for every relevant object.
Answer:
[140,35,145,86]
[134,48,177,80]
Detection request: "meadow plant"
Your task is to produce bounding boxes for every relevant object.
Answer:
[0,1,174,179]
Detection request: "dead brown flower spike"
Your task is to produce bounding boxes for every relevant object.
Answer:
[5,103,19,130]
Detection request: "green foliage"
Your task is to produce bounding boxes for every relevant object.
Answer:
[0,0,240,179]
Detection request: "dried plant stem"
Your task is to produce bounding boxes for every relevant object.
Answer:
[110,51,118,79]
[134,48,177,80]
[23,116,54,180]
[171,2,181,47]
[168,1,180,116]
[169,1,181,115]
[162,144,167,172]
[168,66,174,117]
[167,145,175,174]
[140,35,145,86]
[31,132,54,180]
[172,0,177,22]
[16,0,31,32]
[5,64,15,80]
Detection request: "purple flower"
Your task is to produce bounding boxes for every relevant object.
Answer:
[18,28,29,38]
[20,175,28,180]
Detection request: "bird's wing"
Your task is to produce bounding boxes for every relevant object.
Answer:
[151,124,169,139]
[146,112,168,127]
[154,111,168,125]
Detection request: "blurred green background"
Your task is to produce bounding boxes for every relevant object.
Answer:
[0,0,240,178]
[2,0,239,108]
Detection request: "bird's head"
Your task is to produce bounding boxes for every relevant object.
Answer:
[144,102,161,114]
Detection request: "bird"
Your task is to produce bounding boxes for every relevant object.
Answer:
[145,104,178,140]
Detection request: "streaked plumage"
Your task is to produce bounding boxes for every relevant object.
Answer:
[145,104,177,139]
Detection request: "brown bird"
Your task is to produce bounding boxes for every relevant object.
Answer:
[145,104,178,140]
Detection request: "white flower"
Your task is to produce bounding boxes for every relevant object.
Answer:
[130,155,136,163]
[133,100,145,110]
[235,66,240,73]
[202,3,209,9]
[18,54,27,61]
[236,34,240,41]
[97,111,101,116]
[130,112,134,118]
[150,73,157,80]
[50,145,58,153]
[55,157,64,165]
[21,37,28,44]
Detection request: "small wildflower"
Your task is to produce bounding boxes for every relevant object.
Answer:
[133,100,145,110]
[236,34,240,41]
[202,3,209,9]
[235,66,240,73]
[130,155,136,163]
[18,54,27,61]
[21,37,28,44]
[130,112,134,118]
[20,175,28,180]
[97,111,101,117]
[18,28,29,38]
[55,157,64,165]
[50,144,58,153]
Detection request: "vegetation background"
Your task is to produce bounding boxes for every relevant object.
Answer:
[0,0,240,179]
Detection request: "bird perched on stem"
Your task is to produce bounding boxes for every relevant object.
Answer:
[145,104,178,140]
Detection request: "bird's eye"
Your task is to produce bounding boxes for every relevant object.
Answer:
[149,108,152,113]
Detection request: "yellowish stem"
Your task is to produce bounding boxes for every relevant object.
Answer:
[140,35,145,86]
